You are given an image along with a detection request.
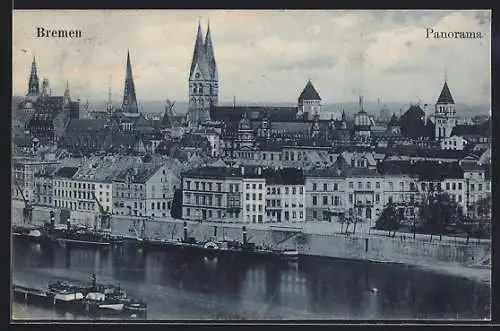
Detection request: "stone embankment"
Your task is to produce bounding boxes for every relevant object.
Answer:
[12,200,491,284]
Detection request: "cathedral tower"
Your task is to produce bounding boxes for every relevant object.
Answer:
[187,20,219,126]
[27,56,40,98]
[434,77,456,140]
[121,50,139,113]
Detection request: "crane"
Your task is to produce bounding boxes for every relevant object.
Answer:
[92,192,110,230]
[15,181,32,225]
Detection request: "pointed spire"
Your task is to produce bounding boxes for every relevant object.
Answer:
[298,80,321,101]
[27,55,40,97]
[204,18,218,81]
[63,80,71,103]
[341,109,346,121]
[189,22,206,79]
[437,79,455,104]
[122,50,139,113]
[359,96,365,112]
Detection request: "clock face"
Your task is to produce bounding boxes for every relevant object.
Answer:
[195,73,200,78]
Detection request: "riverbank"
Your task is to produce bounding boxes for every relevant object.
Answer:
[11,200,491,285]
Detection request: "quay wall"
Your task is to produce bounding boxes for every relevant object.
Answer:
[12,201,491,271]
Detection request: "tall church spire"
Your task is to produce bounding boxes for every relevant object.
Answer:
[204,19,218,81]
[189,22,206,79]
[63,80,71,104]
[27,55,40,97]
[122,50,139,113]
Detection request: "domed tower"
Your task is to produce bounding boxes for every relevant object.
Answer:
[354,96,373,144]
[236,112,255,149]
[434,77,456,141]
[297,80,321,121]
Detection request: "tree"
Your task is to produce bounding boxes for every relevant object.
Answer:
[170,189,183,219]
[338,214,346,234]
[376,202,400,237]
[419,192,461,241]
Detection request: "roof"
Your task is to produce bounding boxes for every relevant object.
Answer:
[53,166,79,178]
[305,167,345,178]
[66,119,107,132]
[298,80,321,101]
[263,168,305,185]
[436,81,455,104]
[113,164,163,183]
[211,106,298,122]
[460,161,484,172]
[388,113,400,126]
[378,160,464,180]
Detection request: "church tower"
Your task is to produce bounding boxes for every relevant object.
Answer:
[27,56,40,98]
[434,77,456,140]
[187,20,219,127]
[121,50,139,113]
[63,80,71,106]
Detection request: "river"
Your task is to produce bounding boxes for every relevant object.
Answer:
[11,239,490,321]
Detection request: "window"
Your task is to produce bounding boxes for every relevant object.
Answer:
[367,182,371,189]
[258,184,262,190]
[300,211,303,218]
[389,182,394,190]
[323,196,328,205]
[334,196,339,206]
[376,182,380,189]
[312,196,317,205]
[246,184,250,190]
[252,193,256,200]
[195,182,199,190]
[300,187,303,194]
[208,183,212,191]
[186,208,190,216]
[375,194,380,202]
[334,183,338,191]
[478,184,483,191]
[349,194,353,204]
[452,183,456,190]
[323,183,327,191]
[470,184,475,191]
[151,203,155,210]
[252,184,256,190]
[258,193,262,200]
[458,195,462,202]
[285,187,289,194]
[313,183,317,191]
[157,202,161,210]
[246,205,250,211]
[313,211,317,218]
[349,182,353,189]
[358,182,362,189]
[446,183,450,190]
[246,193,250,200]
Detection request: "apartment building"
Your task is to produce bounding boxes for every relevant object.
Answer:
[181,166,305,224]
[112,164,180,218]
[305,167,346,222]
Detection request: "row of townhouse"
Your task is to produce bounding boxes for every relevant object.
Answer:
[181,166,305,224]
[181,160,491,225]
[29,158,181,220]
[12,156,60,202]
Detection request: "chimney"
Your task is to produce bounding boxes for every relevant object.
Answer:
[241,166,245,176]
[257,167,262,175]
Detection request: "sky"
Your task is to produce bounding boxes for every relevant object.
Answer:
[12,10,491,106]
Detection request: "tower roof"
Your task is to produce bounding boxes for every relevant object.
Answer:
[203,21,218,81]
[189,22,210,80]
[298,80,321,101]
[122,50,139,113]
[388,113,399,126]
[436,81,455,104]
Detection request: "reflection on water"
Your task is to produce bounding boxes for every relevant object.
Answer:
[11,240,490,320]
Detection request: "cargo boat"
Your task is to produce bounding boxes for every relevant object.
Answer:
[141,223,299,263]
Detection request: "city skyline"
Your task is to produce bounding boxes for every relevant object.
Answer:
[13,10,491,105]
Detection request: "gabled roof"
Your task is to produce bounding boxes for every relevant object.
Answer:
[53,166,79,179]
[436,81,455,104]
[298,80,321,101]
